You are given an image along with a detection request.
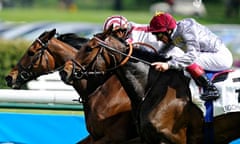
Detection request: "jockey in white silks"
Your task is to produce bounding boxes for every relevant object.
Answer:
[103,15,183,61]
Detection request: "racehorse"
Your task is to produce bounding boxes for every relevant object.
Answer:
[5,29,140,144]
[5,29,85,89]
[60,26,240,144]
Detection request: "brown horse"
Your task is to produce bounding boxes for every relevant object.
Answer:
[5,29,139,144]
[60,28,240,144]
[5,29,85,89]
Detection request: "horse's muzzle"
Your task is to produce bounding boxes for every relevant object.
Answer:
[59,70,73,85]
[5,75,21,89]
[5,75,13,87]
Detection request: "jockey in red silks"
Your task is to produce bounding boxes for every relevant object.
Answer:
[148,12,233,101]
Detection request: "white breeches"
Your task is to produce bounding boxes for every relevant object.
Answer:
[167,45,233,71]
[195,46,233,71]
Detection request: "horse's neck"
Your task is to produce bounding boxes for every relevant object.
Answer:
[49,38,78,66]
[72,73,118,118]
[116,62,149,108]
[73,73,112,100]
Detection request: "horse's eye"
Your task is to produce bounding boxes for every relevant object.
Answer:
[27,50,35,56]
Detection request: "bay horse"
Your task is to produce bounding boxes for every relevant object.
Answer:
[5,29,86,89]
[60,27,240,144]
[5,29,140,144]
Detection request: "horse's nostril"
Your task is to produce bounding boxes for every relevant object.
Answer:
[59,70,67,81]
[5,76,12,82]
[5,76,13,87]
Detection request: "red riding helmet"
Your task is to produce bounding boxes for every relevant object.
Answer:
[103,15,130,31]
[148,12,176,33]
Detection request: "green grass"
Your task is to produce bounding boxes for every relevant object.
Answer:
[0,3,239,25]
[0,8,153,24]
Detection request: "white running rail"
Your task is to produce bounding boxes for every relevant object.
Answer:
[0,72,80,105]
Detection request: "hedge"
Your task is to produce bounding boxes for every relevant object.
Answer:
[0,39,30,89]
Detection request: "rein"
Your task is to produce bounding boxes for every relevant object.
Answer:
[71,57,106,79]
[70,35,157,80]
[93,37,170,103]
[94,37,152,66]
[35,38,65,74]
[17,38,63,81]
[132,42,159,54]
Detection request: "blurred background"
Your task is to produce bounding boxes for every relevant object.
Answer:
[0,0,240,143]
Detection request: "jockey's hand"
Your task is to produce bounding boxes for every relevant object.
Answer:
[151,62,169,72]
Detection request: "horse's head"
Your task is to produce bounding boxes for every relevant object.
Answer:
[5,28,83,89]
[5,29,57,89]
[60,29,130,85]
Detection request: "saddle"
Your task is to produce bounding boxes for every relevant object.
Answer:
[190,69,240,118]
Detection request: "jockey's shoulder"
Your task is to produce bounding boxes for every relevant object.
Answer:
[130,22,149,32]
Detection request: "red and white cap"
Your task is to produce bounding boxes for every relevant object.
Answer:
[103,15,130,31]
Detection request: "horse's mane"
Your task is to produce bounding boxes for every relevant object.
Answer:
[127,62,149,86]
[57,33,89,49]
[119,62,149,102]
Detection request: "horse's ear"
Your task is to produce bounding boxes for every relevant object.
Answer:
[108,24,114,33]
[48,28,56,39]
[103,24,113,37]
[109,24,114,31]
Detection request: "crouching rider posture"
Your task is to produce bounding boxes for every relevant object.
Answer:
[103,15,185,61]
[148,12,233,101]
[103,15,163,49]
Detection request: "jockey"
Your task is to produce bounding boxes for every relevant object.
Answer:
[103,15,163,47]
[148,12,233,101]
[103,15,183,61]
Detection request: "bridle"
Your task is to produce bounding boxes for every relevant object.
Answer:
[69,35,154,80]
[17,37,61,82]
[68,36,132,80]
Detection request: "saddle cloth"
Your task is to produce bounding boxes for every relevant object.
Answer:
[189,69,240,117]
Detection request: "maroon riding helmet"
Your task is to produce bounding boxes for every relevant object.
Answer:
[148,12,177,33]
